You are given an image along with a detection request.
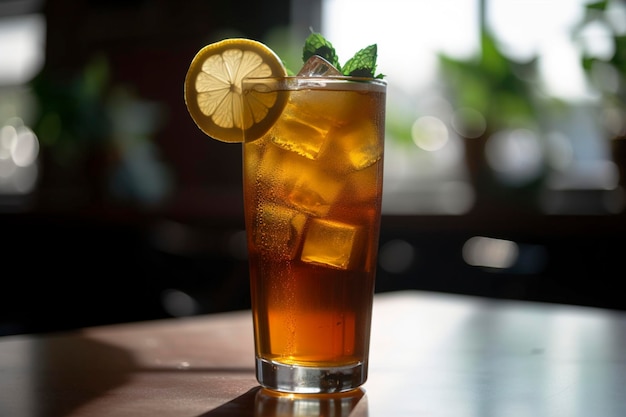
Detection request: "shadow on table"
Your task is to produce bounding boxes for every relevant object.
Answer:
[27,333,135,417]
[198,386,367,417]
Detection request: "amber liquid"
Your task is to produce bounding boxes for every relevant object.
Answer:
[243,79,385,369]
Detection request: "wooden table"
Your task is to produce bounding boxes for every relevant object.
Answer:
[1,290,625,417]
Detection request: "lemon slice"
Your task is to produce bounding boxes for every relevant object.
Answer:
[184,38,288,143]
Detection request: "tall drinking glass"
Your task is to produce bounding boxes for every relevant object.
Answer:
[241,76,386,393]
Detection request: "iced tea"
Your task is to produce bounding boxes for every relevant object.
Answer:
[242,76,386,393]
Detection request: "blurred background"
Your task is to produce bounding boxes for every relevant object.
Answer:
[1,0,625,336]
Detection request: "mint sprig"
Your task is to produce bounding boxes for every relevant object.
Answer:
[302,33,340,70]
[303,33,384,79]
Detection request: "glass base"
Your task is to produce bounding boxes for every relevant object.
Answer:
[256,357,366,394]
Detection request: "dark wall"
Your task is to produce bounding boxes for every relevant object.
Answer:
[1,0,290,335]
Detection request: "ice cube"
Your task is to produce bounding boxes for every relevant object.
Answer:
[271,58,361,159]
[342,163,381,204]
[255,203,307,260]
[301,219,363,270]
[334,120,382,171]
[297,55,342,77]
[288,166,343,217]
[257,144,343,217]
[271,109,330,159]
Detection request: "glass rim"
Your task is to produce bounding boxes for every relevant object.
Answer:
[241,75,387,92]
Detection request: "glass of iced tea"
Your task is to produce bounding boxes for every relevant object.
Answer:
[241,73,386,393]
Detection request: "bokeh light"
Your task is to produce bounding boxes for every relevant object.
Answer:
[161,289,200,317]
[451,107,487,139]
[0,13,45,85]
[379,239,416,274]
[412,116,449,152]
[462,236,519,270]
[0,118,39,195]
[485,129,544,186]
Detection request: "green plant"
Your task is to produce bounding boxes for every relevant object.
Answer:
[437,29,539,134]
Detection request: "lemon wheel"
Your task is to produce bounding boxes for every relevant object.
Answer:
[184,38,288,143]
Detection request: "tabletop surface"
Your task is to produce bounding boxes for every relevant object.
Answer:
[1,290,625,417]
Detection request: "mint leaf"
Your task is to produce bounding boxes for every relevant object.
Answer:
[342,44,378,78]
[303,33,340,70]
[301,33,384,79]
